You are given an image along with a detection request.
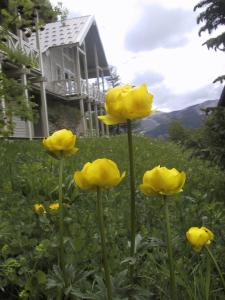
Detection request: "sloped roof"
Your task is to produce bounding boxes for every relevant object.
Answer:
[29,15,94,53]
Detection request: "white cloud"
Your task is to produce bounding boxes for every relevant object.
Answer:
[151,82,223,111]
[125,4,196,52]
[132,70,164,86]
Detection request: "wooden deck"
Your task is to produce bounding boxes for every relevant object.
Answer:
[46,79,105,102]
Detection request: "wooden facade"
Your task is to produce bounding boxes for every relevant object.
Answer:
[0,14,110,138]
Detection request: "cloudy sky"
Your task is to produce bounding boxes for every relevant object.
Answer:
[51,0,224,111]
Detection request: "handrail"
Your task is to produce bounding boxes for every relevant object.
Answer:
[46,79,105,103]
[1,29,40,68]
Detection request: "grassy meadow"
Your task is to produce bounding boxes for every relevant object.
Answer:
[0,135,225,299]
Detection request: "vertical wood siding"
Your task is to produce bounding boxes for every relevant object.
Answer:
[43,47,77,81]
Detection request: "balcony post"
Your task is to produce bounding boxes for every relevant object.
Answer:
[94,100,99,136]
[100,68,109,135]
[0,55,7,135]
[75,46,87,135]
[105,122,109,136]
[94,44,100,136]
[18,12,33,140]
[83,41,93,136]
[35,9,49,137]
[94,44,100,91]
[100,106,105,135]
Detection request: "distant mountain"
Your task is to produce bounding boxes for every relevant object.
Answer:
[135,100,218,138]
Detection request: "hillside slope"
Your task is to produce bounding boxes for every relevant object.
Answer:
[136,100,218,137]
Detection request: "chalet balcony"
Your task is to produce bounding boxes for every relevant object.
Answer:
[5,31,40,69]
[46,79,105,103]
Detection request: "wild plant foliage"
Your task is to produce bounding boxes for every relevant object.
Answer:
[1,134,225,299]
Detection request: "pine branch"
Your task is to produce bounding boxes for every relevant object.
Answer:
[202,32,225,51]
[213,75,225,84]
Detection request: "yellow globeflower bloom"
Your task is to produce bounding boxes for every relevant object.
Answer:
[74,158,125,191]
[98,84,154,125]
[186,227,214,251]
[49,203,60,210]
[33,203,46,214]
[140,165,186,196]
[42,129,78,157]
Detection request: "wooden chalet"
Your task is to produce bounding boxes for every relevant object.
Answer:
[0,13,110,138]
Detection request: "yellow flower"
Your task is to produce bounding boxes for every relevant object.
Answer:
[98,84,153,125]
[49,203,60,210]
[186,227,214,251]
[74,158,125,191]
[140,165,186,196]
[42,129,78,157]
[33,203,46,214]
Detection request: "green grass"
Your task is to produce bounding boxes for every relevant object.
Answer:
[0,135,225,299]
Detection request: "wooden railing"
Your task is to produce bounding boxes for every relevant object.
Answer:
[46,79,105,103]
[6,31,39,67]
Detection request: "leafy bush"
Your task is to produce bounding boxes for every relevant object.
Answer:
[168,108,225,169]
[203,107,225,166]
[168,120,188,144]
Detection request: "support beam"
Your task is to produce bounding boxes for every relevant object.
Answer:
[35,9,49,137]
[86,66,109,76]
[94,44,100,136]
[94,44,100,92]
[0,58,7,135]
[106,123,109,136]
[18,13,33,140]
[75,46,87,135]
[101,68,105,92]
[61,48,65,76]
[94,101,99,136]
[79,98,86,135]
[87,100,93,135]
[99,68,109,135]
[83,41,93,135]
[21,67,33,139]
[100,107,105,135]
[77,47,86,56]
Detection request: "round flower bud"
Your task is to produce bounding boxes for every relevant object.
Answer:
[186,226,214,251]
[42,129,78,158]
[98,84,153,125]
[140,165,186,196]
[74,158,125,191]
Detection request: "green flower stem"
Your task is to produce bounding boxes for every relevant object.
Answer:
[164,197,176,300]
[206,245,225,293]
[59,157,65,274]
[205,252,211,300]
[96,187,112,300]
[127,119,136,279]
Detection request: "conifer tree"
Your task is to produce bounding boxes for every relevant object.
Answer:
[194,0,225,84]
[194,0,225,158]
